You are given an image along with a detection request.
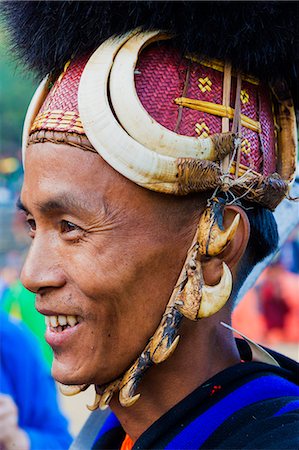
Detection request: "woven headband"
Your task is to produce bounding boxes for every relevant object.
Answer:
[24,31,297,210]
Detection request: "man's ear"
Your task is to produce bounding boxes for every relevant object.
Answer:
[200,205,250,286]
[221,205,250,269]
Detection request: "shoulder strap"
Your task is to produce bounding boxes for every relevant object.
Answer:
[69,409,110,450]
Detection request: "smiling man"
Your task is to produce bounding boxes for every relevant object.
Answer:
[3,1,299,449]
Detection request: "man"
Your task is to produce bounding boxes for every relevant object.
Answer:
[3,2,299,449]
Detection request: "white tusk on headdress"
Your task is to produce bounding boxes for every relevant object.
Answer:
[78,31,233,194]
[78,31,184,193]
[109,31,222,160]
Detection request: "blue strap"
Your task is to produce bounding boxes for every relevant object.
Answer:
[92,411,120,445]
[165,375,299,449]
[274,399,299,417]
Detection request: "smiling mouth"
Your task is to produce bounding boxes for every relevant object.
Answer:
[45,314,80,333]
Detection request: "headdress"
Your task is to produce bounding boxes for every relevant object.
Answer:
[3,1,298,408]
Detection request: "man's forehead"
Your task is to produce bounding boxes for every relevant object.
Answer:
[24,143,113,191]
[21,143,155,220]
[24,142,102,173]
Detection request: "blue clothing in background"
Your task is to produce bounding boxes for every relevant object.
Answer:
[0,312,72,449]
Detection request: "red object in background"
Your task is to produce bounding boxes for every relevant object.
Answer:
[233,264,299,344]
[258,277,290,330]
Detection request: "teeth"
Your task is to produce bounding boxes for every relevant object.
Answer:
[58,315,67,326]
[46,315,79,329]
[50,316,58,327]
[67,315,77,327]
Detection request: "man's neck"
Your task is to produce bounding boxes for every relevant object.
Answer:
[109,317,240,443]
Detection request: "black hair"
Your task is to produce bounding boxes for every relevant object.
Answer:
[1,1,298,107]
[232,202,279,300]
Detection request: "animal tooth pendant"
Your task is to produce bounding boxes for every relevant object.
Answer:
[197,197,240,257]
[98,380,121,410]
[87,392,102,411]
[150,305,182,364]
[175,230,232,320]
[175,258,232,320]
[118,304,183,407]
[197,261,232,318]
[59,383,89,396]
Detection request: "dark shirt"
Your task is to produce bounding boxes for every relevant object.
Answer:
[92,341,299,449]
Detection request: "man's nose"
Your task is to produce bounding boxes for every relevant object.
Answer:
[20,235,66,293]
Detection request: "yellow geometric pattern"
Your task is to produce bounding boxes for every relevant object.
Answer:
[195,122,210,138]
[175,97,261,133]
[241,138,251,155]
[198,76,212,93]
[240,89,249,104]
[31,110,84,134]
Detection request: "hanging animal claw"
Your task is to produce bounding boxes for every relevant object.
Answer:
[98,382,118,410]
[119,387,141,408]
[175,259,203,320]
[197,262,232,318]
[59,383,89,396]
[197,199,240,256]
[87,392,102,411]
[99,392,111,410]
[152,335,180,363]
[175,259,232,320]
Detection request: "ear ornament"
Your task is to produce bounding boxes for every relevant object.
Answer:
[197,197,240,257]
[175,258,232,320]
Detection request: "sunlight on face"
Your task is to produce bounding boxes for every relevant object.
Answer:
[20,143,194,386]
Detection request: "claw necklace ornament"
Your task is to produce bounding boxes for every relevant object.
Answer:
[60,197,238,410]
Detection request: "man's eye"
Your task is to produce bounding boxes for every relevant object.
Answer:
[26,219,36,232]
[60,220,81,233]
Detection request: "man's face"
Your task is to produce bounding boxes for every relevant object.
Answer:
[20,143,194,385]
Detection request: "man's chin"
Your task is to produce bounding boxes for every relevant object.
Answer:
[51,358,116,387]
[51,358,90,386]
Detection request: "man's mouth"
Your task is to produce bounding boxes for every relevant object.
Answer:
[45,315,80,333]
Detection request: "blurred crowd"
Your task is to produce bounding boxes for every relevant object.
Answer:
[233,231,299,345]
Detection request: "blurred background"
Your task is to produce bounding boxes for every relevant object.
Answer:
[0,22,298,438]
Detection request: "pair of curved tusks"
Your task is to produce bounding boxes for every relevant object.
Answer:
[78,31,236,194]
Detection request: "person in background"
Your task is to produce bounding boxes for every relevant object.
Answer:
[0,312,72,450]
[233,257,299,344]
